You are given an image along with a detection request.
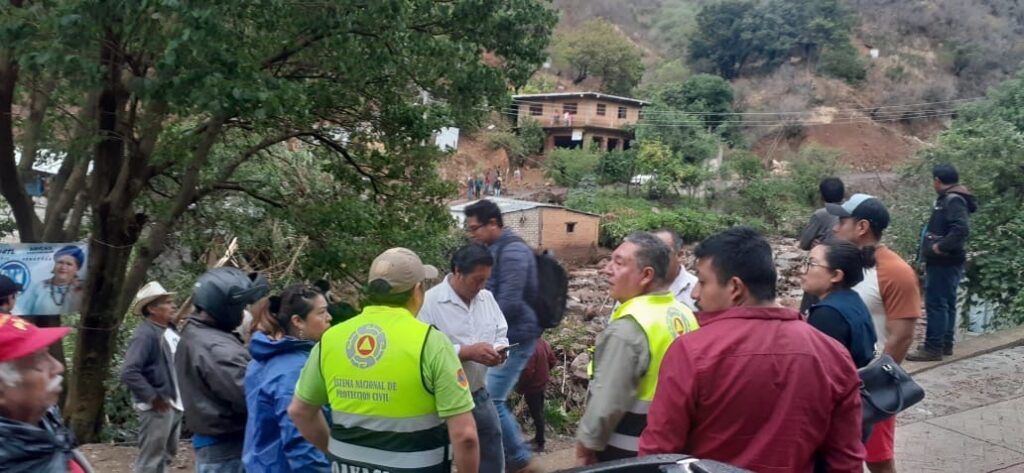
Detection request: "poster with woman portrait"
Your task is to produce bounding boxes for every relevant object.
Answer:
[0,243,88,316]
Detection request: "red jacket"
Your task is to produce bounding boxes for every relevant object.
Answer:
[517,338,556,395]
[638,306,864,473]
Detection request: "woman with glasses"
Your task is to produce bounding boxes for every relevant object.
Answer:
[243,284,332,472]
[800,240,879,369]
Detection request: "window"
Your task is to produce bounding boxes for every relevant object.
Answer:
[563,103,578,115]
[529,104,543,116]
[566,222,577,233]
[618,106,628,119]
[596,103,607,116]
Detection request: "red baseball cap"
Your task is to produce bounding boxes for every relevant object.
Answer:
[0,314,71,362]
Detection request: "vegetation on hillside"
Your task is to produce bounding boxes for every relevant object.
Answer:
[550,18,645,95]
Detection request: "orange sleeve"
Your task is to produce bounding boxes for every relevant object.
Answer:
[876,249,922,320]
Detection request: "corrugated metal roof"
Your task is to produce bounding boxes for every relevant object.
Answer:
[449,197,600,224]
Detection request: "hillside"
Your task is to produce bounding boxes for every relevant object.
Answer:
[509,0,1024,170]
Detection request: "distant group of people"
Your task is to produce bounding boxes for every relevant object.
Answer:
[467,168,511,199]
[0,164,974,473]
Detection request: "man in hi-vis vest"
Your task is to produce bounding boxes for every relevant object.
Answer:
[288,248,480,473]
[575,232,699,466]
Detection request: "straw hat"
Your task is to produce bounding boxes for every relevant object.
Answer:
[131,281,176,316]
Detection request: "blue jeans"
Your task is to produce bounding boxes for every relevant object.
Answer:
[472,389,505,473]
[195,437,244,473]
[924,264,963,351]
[487,337,538,467]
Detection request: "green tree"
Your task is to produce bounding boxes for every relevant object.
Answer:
[0,0,555,441]
[552,18,644,95]
[688,0,855,78]
[598,149,637,185]
[544,146,601,187]
[634,106,719,164]
[687,0,760,79]
[916,73,1024,324]
[660,74,735,132]
[819,41,868,84]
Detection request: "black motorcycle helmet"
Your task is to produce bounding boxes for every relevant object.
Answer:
[192,267,270,332]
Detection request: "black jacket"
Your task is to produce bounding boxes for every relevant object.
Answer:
[921,185,978,266]
[0,407,94,473]
[120,319,178,405]
[175,314,250,437]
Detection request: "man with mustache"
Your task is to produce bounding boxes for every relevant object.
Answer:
[0,274,93,471]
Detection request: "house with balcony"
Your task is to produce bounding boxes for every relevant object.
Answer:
[511,92,649,153]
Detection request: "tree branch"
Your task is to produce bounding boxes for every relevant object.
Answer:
[211,182,285,208]
[17,77,56,180]
[121,115,227,303]
[261,32,330,70]
[308,132,386,196]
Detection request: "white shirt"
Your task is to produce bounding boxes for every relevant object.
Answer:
[419,276,509,391]
[134,327,184,412]
[667,266,699,312]
[163,329,184,411]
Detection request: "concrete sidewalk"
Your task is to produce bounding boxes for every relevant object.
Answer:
[895,345,1024,472]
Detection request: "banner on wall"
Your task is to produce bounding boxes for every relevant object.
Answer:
[0,242,88,316]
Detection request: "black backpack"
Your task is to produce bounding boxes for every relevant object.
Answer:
[495,237,569,329]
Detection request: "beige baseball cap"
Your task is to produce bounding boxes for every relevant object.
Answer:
[367,248,439,294]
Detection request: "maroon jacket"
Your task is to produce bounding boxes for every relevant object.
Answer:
[638,306,864,473]
[517,338,556,395]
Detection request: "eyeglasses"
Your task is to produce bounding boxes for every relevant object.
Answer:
[466,223,484,233]
[802,259,831,271]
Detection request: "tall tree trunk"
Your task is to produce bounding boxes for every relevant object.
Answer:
[0,48,41,241]
[64,34,135,442]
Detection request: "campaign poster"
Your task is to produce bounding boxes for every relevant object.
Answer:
[0,242,88,316]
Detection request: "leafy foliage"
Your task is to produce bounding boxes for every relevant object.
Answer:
[487,131,529,168]
[819,41,868,84]
[597,149,637,185]
[544,146,601,187]
[720,151,767,182]
[551,18,645,95]
[659,74,736,132]
[688,0,856,79]
[0,0,557,441]
[914,73,1024,325]
[518,118,547,157]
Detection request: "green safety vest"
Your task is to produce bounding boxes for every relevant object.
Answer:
[319,305,450,473]
[592,293,699,454]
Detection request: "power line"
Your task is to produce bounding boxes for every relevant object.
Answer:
[491,107,959,127]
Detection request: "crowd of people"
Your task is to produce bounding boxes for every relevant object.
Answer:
[467,168,518,200]
[0,164,974,473]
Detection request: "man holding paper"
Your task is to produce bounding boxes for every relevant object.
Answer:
[419,243,510,473]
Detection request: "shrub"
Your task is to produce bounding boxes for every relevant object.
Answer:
[787,145,845,207]
[544,147,600,187]
[601,205,746,246]
[819,42,867,84]
[518,118,546,157]
[721,151,767,181]
[486,131,528,167]
[597,149,637,185]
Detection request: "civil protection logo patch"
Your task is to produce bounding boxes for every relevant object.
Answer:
[665,306,689,337]
[346,324,387,369]
[456,368,469,390]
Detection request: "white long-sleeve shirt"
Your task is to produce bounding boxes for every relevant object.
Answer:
[419,276,509,391]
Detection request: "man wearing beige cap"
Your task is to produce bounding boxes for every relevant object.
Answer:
[120,281,183,473]
[289,248,480,473]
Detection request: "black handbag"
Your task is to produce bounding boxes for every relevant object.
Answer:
[858,354,925,426]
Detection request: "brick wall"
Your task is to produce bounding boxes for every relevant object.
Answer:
[503,209,542,247]
[538,208,599,252]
